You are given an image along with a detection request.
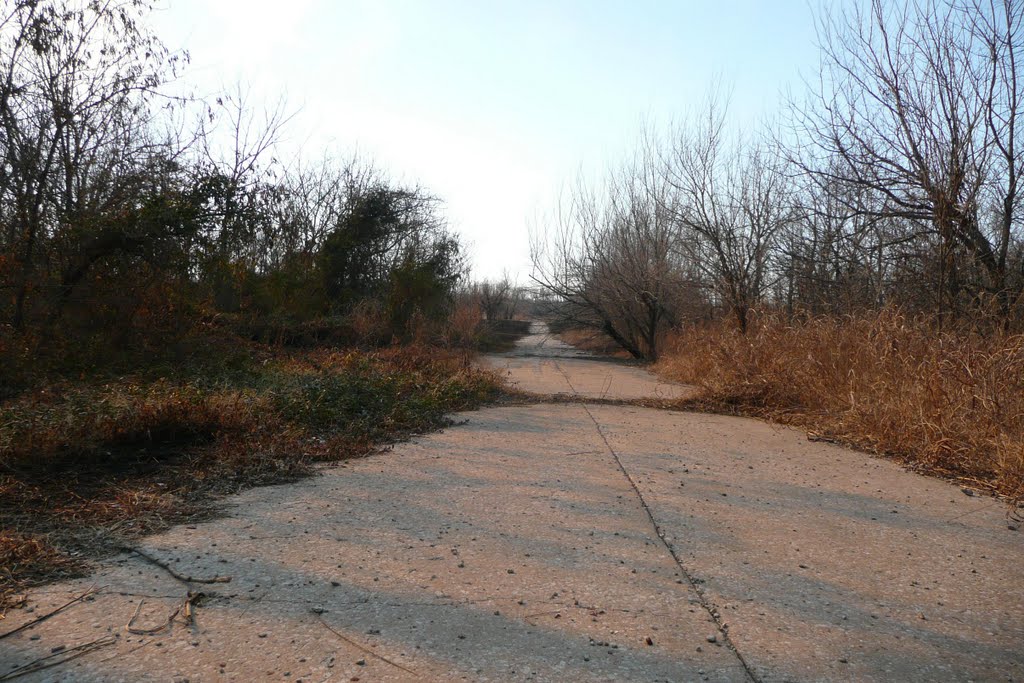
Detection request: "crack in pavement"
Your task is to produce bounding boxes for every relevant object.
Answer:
[553,358,762,683]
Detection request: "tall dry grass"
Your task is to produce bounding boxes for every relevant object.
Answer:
[655,309,1024,500]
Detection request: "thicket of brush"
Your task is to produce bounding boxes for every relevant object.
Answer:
[656,310,1024,500]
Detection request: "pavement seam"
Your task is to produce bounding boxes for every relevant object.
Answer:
[555,359,762,683]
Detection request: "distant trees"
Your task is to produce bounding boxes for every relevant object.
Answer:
[472,274,525,321]
[533,0,1024,357]
[665,98,794,332]
[532,153,690,360]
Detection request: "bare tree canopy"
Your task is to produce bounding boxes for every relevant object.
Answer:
[532,149,693,360]
[533,0,1024,356]
[789,0,1024,319]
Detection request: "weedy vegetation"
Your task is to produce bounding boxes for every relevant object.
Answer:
[0,334,504,607]
[655,310,1024,503]
[0,0,525,609]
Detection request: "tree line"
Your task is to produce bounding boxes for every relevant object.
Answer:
[0,0,465,357]
[533,0,1023,360]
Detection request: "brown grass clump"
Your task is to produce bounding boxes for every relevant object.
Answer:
[0,343,505,601]
[1,534,83,612]
[655,309,1024,501]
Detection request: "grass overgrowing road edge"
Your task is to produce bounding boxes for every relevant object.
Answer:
[1,343,505,608]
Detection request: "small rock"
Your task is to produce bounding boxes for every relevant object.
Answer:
[706,634,717,644]
[355,659,366,666]
[645,636,654,646]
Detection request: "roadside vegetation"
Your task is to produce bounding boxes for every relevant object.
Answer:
[533,0,1024,505]
[656,311,1024,500]
[0,1,525,606]
[0,339,502,605]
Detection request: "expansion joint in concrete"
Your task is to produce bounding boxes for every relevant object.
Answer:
[574,394,763,683]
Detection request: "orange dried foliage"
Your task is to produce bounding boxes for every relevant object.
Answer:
[655,309,1024,500]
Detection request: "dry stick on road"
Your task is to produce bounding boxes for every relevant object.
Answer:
[122,547,232,584]
[181,591,203,627]
[0,635,117,681]
[125,600,181,636]
[0,587,100,640]
[120,545,226,638]
[317,614,417,675]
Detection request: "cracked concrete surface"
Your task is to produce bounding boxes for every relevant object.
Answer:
[1,322,1021,682]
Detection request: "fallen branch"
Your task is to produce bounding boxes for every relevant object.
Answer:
[123,547,231,584]
[181,591,204,627]
[0,587,100,640]
[125,591,205,636]
[125,600,179,636]
[0,595,28,618]
[0,635,116,681]
[317,614,416,675]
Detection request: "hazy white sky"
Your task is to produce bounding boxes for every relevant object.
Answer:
[153,1,822,280]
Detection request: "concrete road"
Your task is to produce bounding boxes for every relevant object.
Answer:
[2,323,1021,682]
[484,322,691,401]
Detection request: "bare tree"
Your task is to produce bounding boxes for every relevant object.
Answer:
[665,97,794,332]
[477,277,512,321]
[791,0,1024,322]
[532,151,690,360]
[965,0,1024,316]
[0,0,187,329]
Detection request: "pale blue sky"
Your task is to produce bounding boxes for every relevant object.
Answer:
[154,1,823,279]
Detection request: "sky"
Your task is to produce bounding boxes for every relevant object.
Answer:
[153,1,823,280]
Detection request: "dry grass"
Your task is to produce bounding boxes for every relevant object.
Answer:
[655,309,1024,502]
[0,343,504,606]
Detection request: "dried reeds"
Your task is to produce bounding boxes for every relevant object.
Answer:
[656,309,1024,501]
